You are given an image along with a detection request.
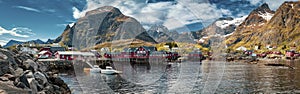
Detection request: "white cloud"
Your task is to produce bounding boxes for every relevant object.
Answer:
[72,7,83,19]
[0,26,35,38]
[14,6,41,12]
[247,0,263,5]
[45,9,56,13]
[0,40,8,46]
[72,0,231,31]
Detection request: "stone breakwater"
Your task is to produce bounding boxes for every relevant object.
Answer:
[0,48,71,94]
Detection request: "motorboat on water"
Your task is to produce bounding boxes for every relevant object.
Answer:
[90,65,101,73]
[100,66,122,75]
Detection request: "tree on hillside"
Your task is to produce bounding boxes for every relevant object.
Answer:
[165,42,178,49]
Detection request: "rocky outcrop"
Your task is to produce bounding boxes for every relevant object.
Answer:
[55,6,156,49]
[0,48,70,94]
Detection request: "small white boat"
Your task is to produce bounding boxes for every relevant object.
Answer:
[90,65,101,73]
[100,66,122,75]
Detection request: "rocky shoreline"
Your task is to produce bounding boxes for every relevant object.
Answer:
[0,48,71,94]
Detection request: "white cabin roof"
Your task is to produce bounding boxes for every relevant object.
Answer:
[38,51,50,55]
[56,51,95,56]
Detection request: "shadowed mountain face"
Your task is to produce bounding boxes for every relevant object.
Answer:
[54,6,156,49]
[226,1,300,49]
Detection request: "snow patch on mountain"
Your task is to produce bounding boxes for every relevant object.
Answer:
[215,16,247,29]
[258,12,274,21]
[69,23,75,27]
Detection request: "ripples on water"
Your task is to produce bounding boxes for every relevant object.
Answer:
[59,60,300,93]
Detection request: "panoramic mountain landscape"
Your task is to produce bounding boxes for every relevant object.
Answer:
[1,0,300,94]
[46,1,300,52]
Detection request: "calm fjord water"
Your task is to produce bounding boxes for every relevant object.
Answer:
[60,60,300,93]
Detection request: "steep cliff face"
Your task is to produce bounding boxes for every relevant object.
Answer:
[257,1,300,45]
[225,3,275,47]
[226,1,300,49]
[55,6,156,49]
[53,25,74,46]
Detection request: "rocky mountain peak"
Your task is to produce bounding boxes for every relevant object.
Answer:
[253,3,273,14]
[148,24,169,33]
[85,6,122,17]
[55,6,156,49]
[147,25,173,43]
[240,3,274,27]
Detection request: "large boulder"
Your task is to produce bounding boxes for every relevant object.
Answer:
[23,59,38,72]
[0,49,18,70]
[13,68,23,77]
[0,49,19,76]
[0,60,14,76]
[0,89,7,94]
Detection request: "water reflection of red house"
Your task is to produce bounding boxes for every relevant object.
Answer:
[188,51,203,61]
[286,50,295,59]
[123,46,156,59]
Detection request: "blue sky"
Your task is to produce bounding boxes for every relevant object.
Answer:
[0,0,297,45]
